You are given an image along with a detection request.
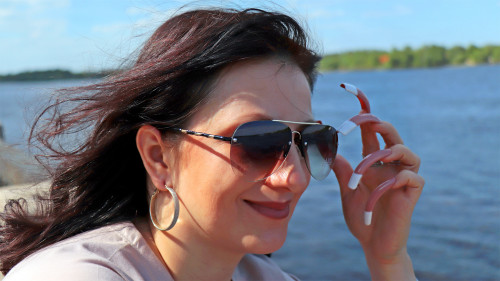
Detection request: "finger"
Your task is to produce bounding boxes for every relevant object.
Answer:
[360,121,380,156]
[370,121,404,148]
[331,154,354,196]
[391,170,425,198]
[383,144,421,172]
[368,170,425,212]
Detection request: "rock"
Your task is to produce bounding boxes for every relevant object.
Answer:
[0,141,42,187]
[0,121,4,142]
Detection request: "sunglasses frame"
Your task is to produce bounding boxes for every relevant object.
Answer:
[170,120,338,181]
[171,120,327,141]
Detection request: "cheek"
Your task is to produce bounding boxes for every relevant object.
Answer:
[177,138,233,177]
[174,140,241,221]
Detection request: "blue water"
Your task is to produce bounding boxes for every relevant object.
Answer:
[1,65,499,280]
[274,65,500,280]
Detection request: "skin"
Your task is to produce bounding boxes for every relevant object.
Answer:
[136,58,424,281]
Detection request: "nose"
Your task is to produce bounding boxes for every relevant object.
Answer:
[265,131,310,193]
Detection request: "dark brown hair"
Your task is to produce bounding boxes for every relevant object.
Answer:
[0,7,320,274]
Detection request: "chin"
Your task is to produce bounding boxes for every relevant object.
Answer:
[241,227,288,254]
[251,242,285,255]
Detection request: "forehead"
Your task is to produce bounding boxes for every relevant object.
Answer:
[195,58,313,128]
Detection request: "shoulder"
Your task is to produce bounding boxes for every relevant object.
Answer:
[4,221,170,281]
[233,254,299,281]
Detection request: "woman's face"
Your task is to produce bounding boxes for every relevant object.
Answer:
[170,58,313,255]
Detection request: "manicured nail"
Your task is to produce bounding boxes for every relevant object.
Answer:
[338,114,381,136]
[348,173,362,190]
[364,211,373,226]
[364,177,397,225]
[340,83,371,113]
[355,149,391,174]
[340,83,358,95]
[347,149,392,189]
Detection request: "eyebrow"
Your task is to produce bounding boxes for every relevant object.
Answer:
[237,113,316,124]
[272,119,318,125]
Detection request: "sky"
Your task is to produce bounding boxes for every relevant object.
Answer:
[1,0,499,74]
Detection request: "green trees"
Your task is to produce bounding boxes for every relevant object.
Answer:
[412,45,447,67]
[446,46,467,65]
[2,44,499,81]
[319,50,386,71]
[389,46,414,68]
[319,44,500,71]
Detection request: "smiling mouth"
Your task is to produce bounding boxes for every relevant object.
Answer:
[244,200,291,220]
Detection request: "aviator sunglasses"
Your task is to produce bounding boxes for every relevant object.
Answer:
[171,120,338,181]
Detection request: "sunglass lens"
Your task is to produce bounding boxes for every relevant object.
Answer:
[230,121,292,181]
[301,125,338,180]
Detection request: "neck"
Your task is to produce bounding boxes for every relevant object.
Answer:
[135,218,242,281]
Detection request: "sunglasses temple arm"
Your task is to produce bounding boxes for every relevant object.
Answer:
[340,83,371,113]
[337,114,381,136]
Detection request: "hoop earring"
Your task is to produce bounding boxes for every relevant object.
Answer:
[149,185,179,231]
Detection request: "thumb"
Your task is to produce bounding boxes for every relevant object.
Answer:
[332,154,353,196]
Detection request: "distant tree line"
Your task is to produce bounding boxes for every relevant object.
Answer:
[0,69,112,82]
[1,44,499,81]
[319,44,500,71]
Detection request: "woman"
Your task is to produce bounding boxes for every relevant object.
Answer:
[0,8,423,280]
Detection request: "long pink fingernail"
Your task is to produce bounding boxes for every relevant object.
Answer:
[364,178,397,225]
[340,83,371,113]
[347,149,392,189]
[337,113,381,136]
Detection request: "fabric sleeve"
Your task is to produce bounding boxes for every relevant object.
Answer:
[3,259,128,281]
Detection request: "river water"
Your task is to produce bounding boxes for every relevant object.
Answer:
[1,65,499,280]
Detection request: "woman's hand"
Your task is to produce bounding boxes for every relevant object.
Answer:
[332,120,424,280]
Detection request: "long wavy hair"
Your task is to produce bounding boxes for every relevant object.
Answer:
[0,7,320,274]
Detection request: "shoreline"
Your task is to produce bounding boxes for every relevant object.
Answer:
[0,63,497,83]
[318,61,500,74]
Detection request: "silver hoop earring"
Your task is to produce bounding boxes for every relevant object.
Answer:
[149,185,179,231]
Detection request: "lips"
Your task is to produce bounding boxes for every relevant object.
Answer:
[244,200,291,220]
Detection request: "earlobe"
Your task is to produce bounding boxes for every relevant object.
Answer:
[136,125,173,190]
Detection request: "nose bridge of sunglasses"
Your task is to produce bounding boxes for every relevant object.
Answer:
[290,131,307,158]
[291,130,302,142]
[340,83,371,113]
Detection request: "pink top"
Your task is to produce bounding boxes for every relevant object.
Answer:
[4,222,298,281]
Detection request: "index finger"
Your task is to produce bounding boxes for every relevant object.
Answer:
[360,121,380,157]
[371,121,404,148]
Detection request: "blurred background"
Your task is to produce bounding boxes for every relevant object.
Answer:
[1,0,499,280]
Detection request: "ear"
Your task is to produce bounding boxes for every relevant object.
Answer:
[136,125,174,191]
